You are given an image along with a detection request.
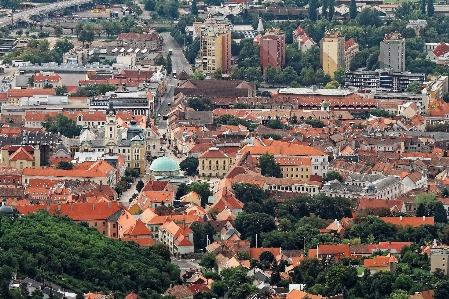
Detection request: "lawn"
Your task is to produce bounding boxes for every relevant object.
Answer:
[412,267,430,276]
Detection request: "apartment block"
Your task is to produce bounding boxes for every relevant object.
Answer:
[259,28,286,73]
[380,32,405,72]
[423,75,449,101]
[344,38,359,72]
[200,23,231,74]
[431,248,449,275]
[320,29,345,77]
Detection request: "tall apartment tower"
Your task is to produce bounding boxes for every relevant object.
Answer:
[380,32,405,72]
[320,29,345,77]
[259,28,286,73]
[200,23,231,74]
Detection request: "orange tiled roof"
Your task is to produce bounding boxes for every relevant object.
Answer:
[124,219,152,236]
[9,147,34,161]
[34,74,61,83]
[8,88,56,98]
[250,247,281,260]
[240,144,325,156]
[381,216,434,227]
[23,160,114,178]
[364,254,398,267]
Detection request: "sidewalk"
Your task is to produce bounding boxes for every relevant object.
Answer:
[118,179,139,207]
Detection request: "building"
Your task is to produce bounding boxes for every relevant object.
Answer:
[259,28,286,73]
[426,43,449,65]
[379,32,405,72]
[344,38,359,72]
[158,220,194,255]
[200,23,231,74]
[0,38,17,56]
[0,145,40,169]
[116,32,163,51]
[430,247,449,275]
[423,75,449,101]
[364,254,398,274]
[33,73,62,88]
[406,19,427,37]
[199,147,235,178]
[320,29,345,77]
[148,156,188,184]
[345,69,426,92]
[293,27,315,53]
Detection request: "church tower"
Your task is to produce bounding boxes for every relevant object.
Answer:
[104,101,118,154]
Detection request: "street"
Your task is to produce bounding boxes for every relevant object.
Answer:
[156,32,193,129]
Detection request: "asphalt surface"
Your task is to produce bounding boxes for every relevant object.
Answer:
[156,32,192,129]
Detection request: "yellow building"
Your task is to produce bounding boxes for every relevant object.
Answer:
[180,191,202,206]
[320,29,345,77]
[200,23,231,74]
[199,147,234,178]
[0,145,40,169]
[276,157,312,180]
[423,75,449,101]
[364,254,398,274]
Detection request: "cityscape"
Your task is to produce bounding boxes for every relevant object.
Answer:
[1,0,449,299]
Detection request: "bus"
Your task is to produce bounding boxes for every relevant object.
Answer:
[168,49,173,55]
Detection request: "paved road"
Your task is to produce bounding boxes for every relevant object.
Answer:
[0,0,90,28]
[156,32,193,129]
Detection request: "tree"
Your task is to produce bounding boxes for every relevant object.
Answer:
[265,66,278,85]
[54,25,63,37]
[356,8,382,27]
[390,290,409,299]
[405,81,421,94]
[166,55,173,75]
[324,80,340,89]
[180,157,199,176]
[234,212,276,246]
[322,0,328,19]
[443,188,449,198]
[55,85,67,96]
[136,180,144,192]
[131,4,143,16]
[43,113,82,138]
[259,251,275,264]
[369,109,391,118]
[420,0,427,14]
[187,98,211,111]
[191,71,205,80]
[145,0,156,10]
[257,152,282,178]
[325,170,343,182]
[55,161,73,170]
[213,67,222,79]
[188,182,212,207]
[266,119,284,129]
[79,27,95,47]
[428,0,434,17]
[75,22,84,38]
[434,202,448,223]
[349,0,357,19]
[328,0,335,20]
[199,253,216,269]
[333,67,345,86]
[211,281,228,298]
[308,0,318,21]
[435,281,449,299]
[176,183,188,200]
[392,274,413,292]
[191,0,198,15]
[232,183,266,204]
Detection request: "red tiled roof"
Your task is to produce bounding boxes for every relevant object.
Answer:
[364,255,398,267]
[9,147,34,161]
[433,43,449,57]
[8,88,56,98]
[381,216,434,227]
[250,247,281,260]
[345,38,357,51]
[188,284,211,294]
[23,160,114,179]
[34,74,61,83]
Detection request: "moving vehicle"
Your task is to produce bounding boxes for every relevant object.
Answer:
[172,70,177,78]
[168,49,172,55]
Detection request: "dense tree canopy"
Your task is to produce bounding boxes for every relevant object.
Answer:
[43,114,82,138]
[0,211,180,298]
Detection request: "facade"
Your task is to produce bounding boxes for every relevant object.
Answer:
[293,27,315,53]
[344,39,359,72]
[0,145,40,169]
[345,70,426,92]
[430,248,449,275]
[200,23,231,74]
[423,75,449,101]
[199,147,234,178]
[33,73,62,88]
[379,32,405,72]
[320,29,345,77]
[158,220,194,255]
[259,29,286,73]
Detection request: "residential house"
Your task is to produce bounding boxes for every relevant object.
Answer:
[356,198,406,214]
[208,187,244,215]
[409,291,434,299]
[320,219,345,238]
[180,191,202,206]
[129,190,175,213]
[427,42,449,65]
[33,73,62,88]
[159,220,194,255]
[293,27,315,53]
[381,216,434,227]
[199,147,234,178]
[364,254,398,274]
[0,145,40,169]
[344,38,359,72]
[164,285,194,299]
[308,244,351,261]
[116,32,163,51]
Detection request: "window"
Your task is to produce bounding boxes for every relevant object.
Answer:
[113,224,116,228]
[94,222,97,226]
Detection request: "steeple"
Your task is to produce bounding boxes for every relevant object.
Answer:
[257,17,264,33]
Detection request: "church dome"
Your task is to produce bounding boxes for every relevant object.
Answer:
[149,156,180,172]
[0,199,13,214]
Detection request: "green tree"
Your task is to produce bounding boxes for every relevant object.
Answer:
[324,80,340,89]
[232,183,266,204]
[390,290,410,299]
[55,85,67,96]
[308,0,318,21]
[428,0,434,16]
[145,0,156,10]
[369,109,391,118]
[333,67,345,86]
[79,26,95,46]
[54,25,63,37]
[176,183,189,200]
[325,170,342,182]
[392,274,413,292]
[435,281,449,299]
[420,0,427,14]
[322,0,328,19]
[43,113,82,138]
[211,281,228,297]
[257,152,282,178]
[191,0,198,15]
[188,182,212,207]
[191,71,205,80]
[75,22,84,38]
[180,157,199,176]
[328,0,335,20]
[356,8,382,27]
[259,251,275,263]
[199,253,216,269]
[405,81,421,94]
[349,0,357,19]
[261,133,282,140]
[443,188,449,198]
[434,202,448,223]
[191,222,215,251]
[166,55,173,75]
[304,119,325,128]
[136,180,144,192]
[187,98,211,111]
[234,212,276,246]
[55,161,73,170]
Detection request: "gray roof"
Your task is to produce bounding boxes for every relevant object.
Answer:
[346,173,386,183]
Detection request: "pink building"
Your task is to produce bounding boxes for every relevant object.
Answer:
[258,29,286,73]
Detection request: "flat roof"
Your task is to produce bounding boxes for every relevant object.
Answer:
[278,87,353,96]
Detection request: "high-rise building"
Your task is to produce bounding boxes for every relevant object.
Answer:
[380,32,405,73]
[320,29,345,77]
[259,28,286,73]
[200,23,231,74]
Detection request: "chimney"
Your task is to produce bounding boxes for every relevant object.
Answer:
[92,202,95,210]
[100,180,102,192]
[47,204,50,212]
[108,202,112,209]
[400,216,402,220]
[57,203,61,211]
[70,204,73,210]
[423,216,426,221]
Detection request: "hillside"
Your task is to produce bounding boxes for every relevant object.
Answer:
[0,210,180,298]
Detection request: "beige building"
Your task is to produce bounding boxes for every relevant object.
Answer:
[199,147,234,178]
[0,145,40,169]
[200,24,231,74]
[380,32,405,73]
[423,75,449,101]
[320,29,345,77]
[431,248,449,275]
